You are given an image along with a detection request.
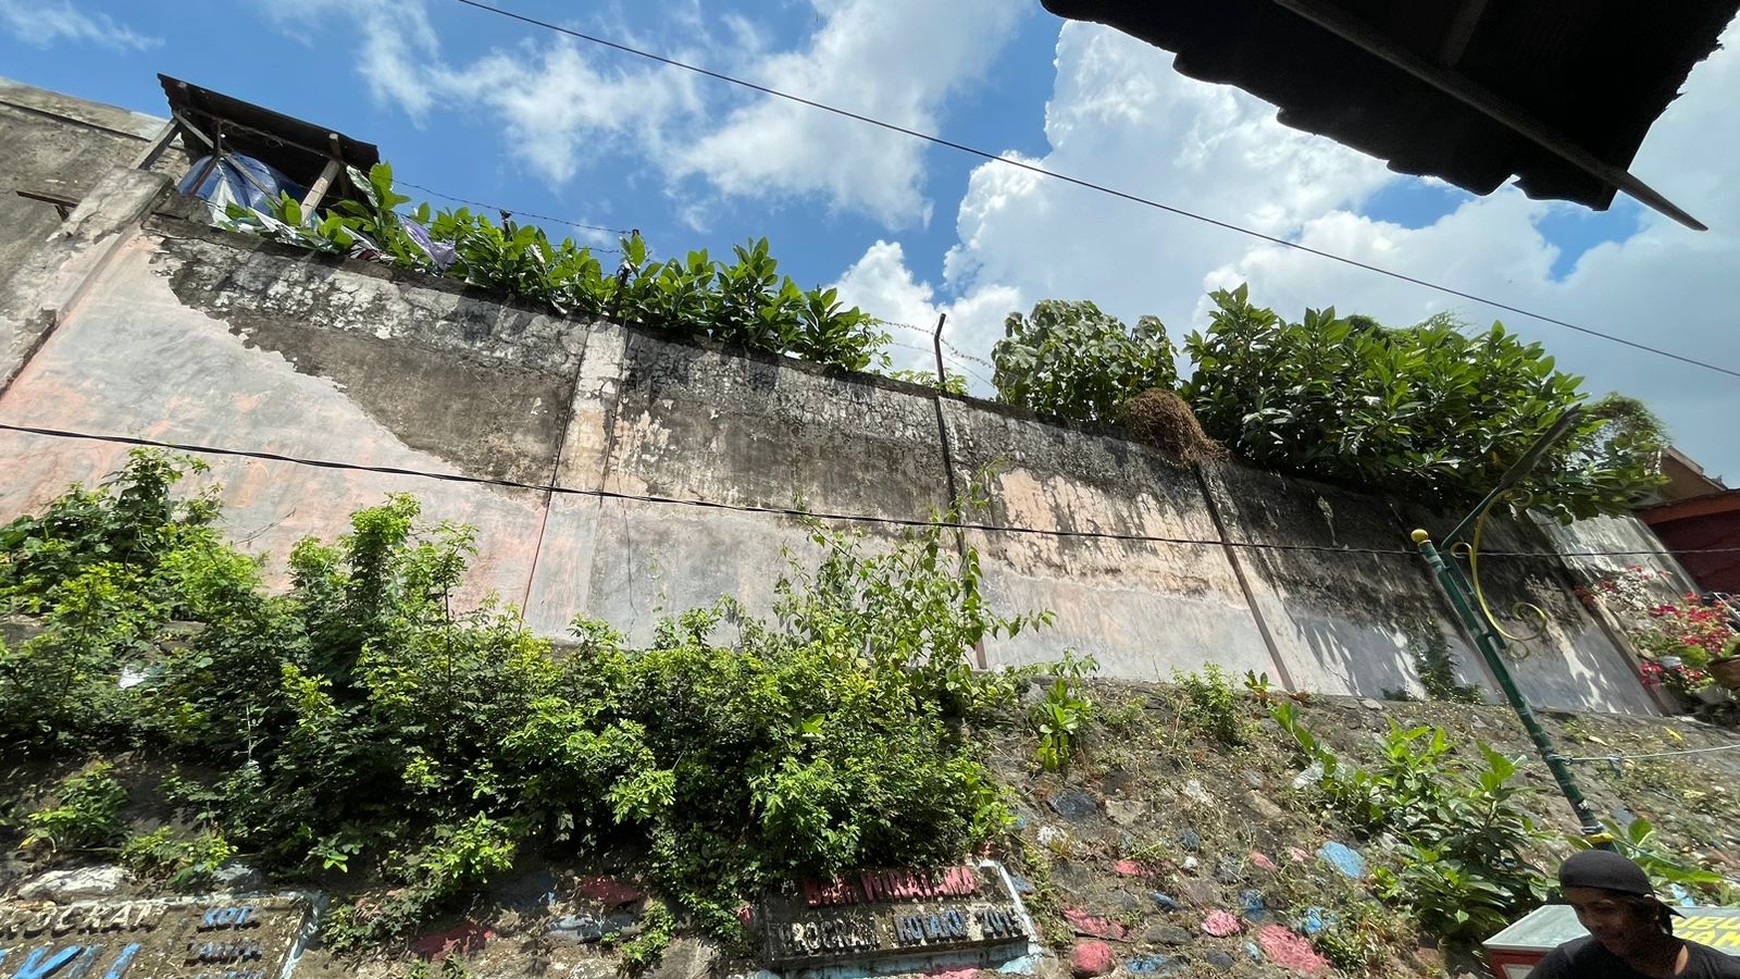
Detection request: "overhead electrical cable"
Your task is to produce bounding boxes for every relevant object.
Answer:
[394,179,633,240]
[8,421,1740,563]
[446,0,1740,381]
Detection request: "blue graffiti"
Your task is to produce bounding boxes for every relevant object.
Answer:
[7,946,80,978]
[0,942,140,979]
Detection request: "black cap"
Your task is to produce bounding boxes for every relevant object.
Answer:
[1560,850,1682,915]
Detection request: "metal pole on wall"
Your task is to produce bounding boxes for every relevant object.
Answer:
[1411,525,1611,847]
[932,313,950,390]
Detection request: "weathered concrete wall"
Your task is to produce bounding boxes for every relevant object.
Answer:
[0,79,171,388]
[0,78,165,286]
[0,137,1673,715]
[945,405,1278,683]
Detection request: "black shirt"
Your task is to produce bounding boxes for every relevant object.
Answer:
[1528,937,1740,979]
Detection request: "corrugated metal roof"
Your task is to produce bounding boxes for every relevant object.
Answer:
[1040,0,1738,227]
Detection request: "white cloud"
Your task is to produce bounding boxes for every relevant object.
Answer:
[273,0,1024,226]
[0,0,157,50]
[852,18,1740,478]
[830,240,1019,384]
[673,0,1028,228]
[430,42,705,187]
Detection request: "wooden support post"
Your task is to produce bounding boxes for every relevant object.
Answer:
[302,133,347,212]
[301,158,342,211]
[131,120,180,171]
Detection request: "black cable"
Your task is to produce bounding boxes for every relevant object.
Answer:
[394,179,633,239]
[8,421,1740,562]
[446,0,1740,382]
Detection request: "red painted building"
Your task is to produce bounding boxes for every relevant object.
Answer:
[1641,448,1738,594]
[1645,490,1740,594]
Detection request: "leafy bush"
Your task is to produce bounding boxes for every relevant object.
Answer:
[1032,651,1097,771]
[0,455,1045,951]
[1409,629,1485,705]
[884,367,968,395]
[1273,702,1549,944]
[1170,664,1252,746]
[1182,286,1666,521]
[1570,817,1733,903]
[223,164,888,373]
[24,762,129,851]
[119,827,237,888]
[992,300,1178,423]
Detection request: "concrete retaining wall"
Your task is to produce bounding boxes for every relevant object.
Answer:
[0,89,1683,716]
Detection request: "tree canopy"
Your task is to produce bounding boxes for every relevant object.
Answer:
[991,286,1666,521]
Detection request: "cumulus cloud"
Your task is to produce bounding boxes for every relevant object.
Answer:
[850,19,1740,477]
[673,0,1028,228]
[267,0,1023,226]
[0,0,158,50]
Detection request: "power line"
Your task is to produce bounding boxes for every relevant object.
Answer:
[1557,742,1740,764]
[394,179,633,243]
[447,0,1740,382]
[8,421,1740,563]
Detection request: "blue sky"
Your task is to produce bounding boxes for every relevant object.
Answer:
[3,0,1735,478]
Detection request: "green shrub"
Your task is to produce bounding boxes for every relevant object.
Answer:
[992,300,1178,423]
[1183,286,1666,521]
[1273,702,1549,944]
[24,762,128,851]
[1170,664,1251,746]
[1,456,1049,951]
[119,827,237,888]
[1032,651,1096,771]
[1410,629,1485,705]
[224,164,889,373]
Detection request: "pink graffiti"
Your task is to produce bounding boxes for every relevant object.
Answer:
[1113,859,1161,879]
[1258,925,1330,975]
[1201,911,1242,937]
[1064,908,1127,940]
[410,921,494,958]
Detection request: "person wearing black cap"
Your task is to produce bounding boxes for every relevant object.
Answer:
[1528,849,1740,978]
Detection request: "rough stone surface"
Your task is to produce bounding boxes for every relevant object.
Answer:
[1104,799,1145,825]
[1049,788,1100,822]
[1257,924,1331,975]
[209,861,264,892]
[1204,950,1236,971]
[1144,925,1192,946]
[1070,941,1115,978]
[648,937,719,979]
[1318,842,1367,880]
[1065,908,1128,940]
[1201,910,1243,937]
[1175,878,1220,908]
[16,864,126,899]
[1123,954,1175,975]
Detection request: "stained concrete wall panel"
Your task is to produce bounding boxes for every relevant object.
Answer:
[156,231,580,485]
[0,232,549,610]
[942,403,1276,681]
[0,78,165,294]
[1398,504,1659,715]
[539,331,952,640]
[1199,465,1484,699]
[598,332,951,517]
